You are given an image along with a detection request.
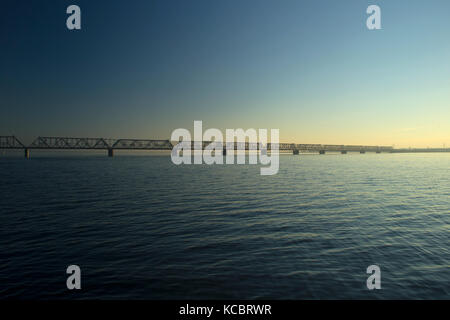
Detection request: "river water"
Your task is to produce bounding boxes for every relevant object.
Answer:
[1,153,449,299]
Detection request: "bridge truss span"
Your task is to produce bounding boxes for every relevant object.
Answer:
[29,137,113,149]
[0,136,25,149]
[112,139,173,150]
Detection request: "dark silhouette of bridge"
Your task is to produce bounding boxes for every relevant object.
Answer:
[4,135,440,159]
[1,135,394,158]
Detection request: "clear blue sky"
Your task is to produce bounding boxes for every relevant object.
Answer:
[1,0,449,147]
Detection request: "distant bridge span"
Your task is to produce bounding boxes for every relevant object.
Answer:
[0,135,396,158]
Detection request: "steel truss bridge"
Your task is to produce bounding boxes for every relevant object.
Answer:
[0,135,395,158]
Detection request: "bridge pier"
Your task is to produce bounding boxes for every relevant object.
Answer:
[319,150,325,155]
[24,148,30,159]
[341,150,347,154]
[293,149,299,155]
[108,148,114,157]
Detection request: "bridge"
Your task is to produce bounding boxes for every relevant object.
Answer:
[0,135,395,158]
[391,148,450,153]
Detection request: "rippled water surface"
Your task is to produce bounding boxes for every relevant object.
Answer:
[1,153,449,299]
